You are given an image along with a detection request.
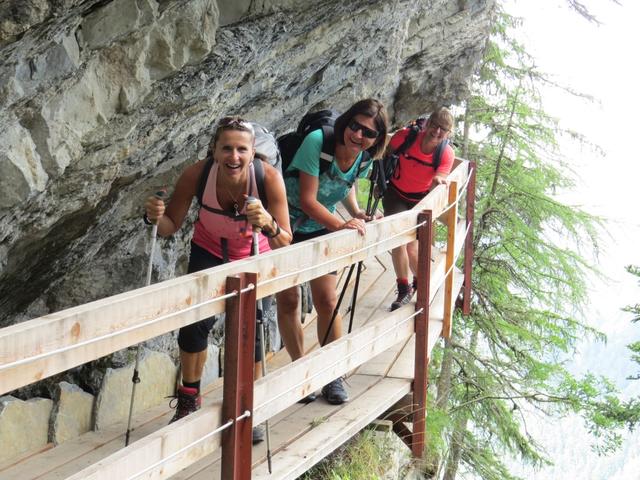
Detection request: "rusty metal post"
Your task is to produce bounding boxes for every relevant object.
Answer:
[411,211,433,458]
[221,273,257,480]
[463,162,476,315]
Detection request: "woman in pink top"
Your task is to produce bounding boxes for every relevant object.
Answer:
[144,117,291,438]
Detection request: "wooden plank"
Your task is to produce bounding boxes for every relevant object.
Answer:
[251,376,412,480]
[356,249,447,378]
[442,182,458,340]
[385,272,464,380]
[64,402,224,480]
[463,161,476,315]
[266,256,388,372]
[180,374,383,480]
[251,308,415,425]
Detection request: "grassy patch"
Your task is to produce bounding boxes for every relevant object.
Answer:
[298,429,394,480]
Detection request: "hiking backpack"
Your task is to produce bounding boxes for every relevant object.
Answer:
[372,117,449,197]
[277,109,371,183]
[196,121,281,210]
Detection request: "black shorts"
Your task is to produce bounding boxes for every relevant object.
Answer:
[177,242,263,361]
[381,185,420,216]
[292,229,337,275]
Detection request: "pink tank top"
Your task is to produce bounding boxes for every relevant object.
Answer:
[192,161,271,261]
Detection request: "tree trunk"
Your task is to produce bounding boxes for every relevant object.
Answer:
[441,329,479,480]
[423,336,456,478]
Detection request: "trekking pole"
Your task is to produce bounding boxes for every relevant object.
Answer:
[246,196,273,474]
[345,179,379,334]
[321,263,356,347]
[125,190,166,447]
[325,174,381,341]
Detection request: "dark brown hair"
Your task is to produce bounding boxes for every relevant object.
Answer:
[334,99,389,159]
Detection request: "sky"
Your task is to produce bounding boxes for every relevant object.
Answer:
[502,1,640,479]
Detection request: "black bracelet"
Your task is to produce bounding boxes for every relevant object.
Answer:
[262,217,281,238]
[143,213,153,225]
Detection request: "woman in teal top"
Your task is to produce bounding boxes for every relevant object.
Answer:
[277,98,389,404]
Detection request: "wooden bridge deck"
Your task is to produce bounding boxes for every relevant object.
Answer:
[1,246,462,480]
[0,159,474,480]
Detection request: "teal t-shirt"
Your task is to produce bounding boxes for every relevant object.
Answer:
[285,129,371,233]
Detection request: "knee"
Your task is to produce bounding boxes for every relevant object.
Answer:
[312,289,337,315]
[406,241,418,256]
[276,287,300,313]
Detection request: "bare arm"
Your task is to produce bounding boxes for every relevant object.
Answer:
[245,163,293,249]
[299,172,365,235]
[341,183,368,220]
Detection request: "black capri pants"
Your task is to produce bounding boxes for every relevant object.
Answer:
[177,241,263,361]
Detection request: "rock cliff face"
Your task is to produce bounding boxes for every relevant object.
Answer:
[0,0,495,328]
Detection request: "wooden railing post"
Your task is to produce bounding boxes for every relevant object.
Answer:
[463,162,476,315]
[412,211,433,458]
[221,273,257,480]
[442,181,458,339]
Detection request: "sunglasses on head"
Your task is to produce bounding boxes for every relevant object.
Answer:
[347,119,379,139]
[217,117,255,134]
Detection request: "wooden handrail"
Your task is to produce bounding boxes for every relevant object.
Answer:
[0,160,470,395]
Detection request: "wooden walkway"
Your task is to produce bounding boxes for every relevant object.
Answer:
[1,249,462,480]
[0,159,474,480]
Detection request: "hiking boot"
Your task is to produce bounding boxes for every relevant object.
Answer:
[298,392,317,404]
[252,424,265,444]
[390,282,414,311]
[322,378,349,405]
[169,386,201,423]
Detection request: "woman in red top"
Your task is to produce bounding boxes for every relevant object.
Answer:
[382,107,455,310]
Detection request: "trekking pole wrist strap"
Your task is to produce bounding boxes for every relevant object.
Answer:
[262,216,281,238]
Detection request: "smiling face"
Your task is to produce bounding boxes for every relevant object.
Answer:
[424,119,451,144]
[213,129,255,182]
[343,114,379,154]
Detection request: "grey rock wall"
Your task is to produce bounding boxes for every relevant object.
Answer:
[0,0,494,376]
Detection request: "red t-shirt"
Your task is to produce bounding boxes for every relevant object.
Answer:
[388,128,454,196]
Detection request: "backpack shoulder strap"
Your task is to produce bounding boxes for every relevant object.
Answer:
[318,124,335,174]
[394,125,421,156]
[253,157,268,210]
[196,155,214,206]
[433,139,449,172]
[356,151,372,176]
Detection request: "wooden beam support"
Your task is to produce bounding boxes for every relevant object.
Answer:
[221,273,256,480]
[463,161,476,315]
[411,211,432,458]
[442,181,458,340]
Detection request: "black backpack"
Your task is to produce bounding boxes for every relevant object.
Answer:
[196,122,280,211]
[372,118,449,197]
[277,109,371,183]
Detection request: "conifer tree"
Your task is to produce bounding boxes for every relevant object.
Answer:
[424,6,621,478]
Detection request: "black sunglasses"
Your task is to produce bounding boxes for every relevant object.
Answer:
[347,120,379,139]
